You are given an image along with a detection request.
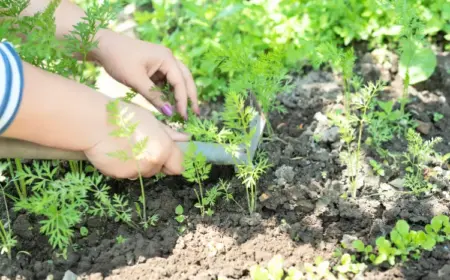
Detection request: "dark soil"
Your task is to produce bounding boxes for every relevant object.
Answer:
[2,50,450,280]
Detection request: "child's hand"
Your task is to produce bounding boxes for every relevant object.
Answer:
[92,30,199,120]
[84,101,190,179]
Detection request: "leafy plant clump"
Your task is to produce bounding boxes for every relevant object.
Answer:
[251,214,450,280]
[105,99,160,229]
[314,42,386,198]
[351,215,450,266]
[13,161,134,258]
[250,254,366,280]
[401,129,449,195]
[130,0,449,101]
[0,163,17,260]
[177,48,287,215]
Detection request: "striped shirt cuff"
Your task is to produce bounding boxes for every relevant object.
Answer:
[0,41,24,135]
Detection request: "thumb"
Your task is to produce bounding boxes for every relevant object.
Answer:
[160,123,191,142]
[131,72,174,117]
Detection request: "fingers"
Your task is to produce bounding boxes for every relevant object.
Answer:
[160,141,185,175]
[131,72,174,117]
[157,123,190,175]
[160,123,191,142]
[139,124,189,177]
[176,60,200,115]
[160,58,188,119]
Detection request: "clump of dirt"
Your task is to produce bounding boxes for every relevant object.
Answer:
[2,49,450,280]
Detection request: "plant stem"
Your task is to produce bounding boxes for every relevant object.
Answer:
[352,111,366,198]
[0,222,10,260]
[136,167,146,222]
[400,71,409,114]
[195,164,205,216]
[343,78,351,119]
[7,159,21,200]
[0,185,13,259]
[128,138,147,223]
[11,158,27,199]
[69,160,78,174]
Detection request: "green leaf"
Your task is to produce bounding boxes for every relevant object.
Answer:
[395,220,410,236]
[377,100,393,114]
[421,234,436,251]
[175,205,184,215]
[352,240,365,252]
[250,265,269,280]
[431,215,449,232]
[194,202,202,208]
[80,226,89,237]
[399,47,437,85]
[215,4,245,20]
[388,255,396,266]
[374,254,387,265]
[267,255,284,279]
[175,215,185,223]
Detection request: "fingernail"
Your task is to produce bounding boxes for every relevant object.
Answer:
[161,104,173,116]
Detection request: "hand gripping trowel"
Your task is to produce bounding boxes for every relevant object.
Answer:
[0,94,266,166]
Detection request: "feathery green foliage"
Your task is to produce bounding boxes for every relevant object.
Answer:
[0,163,17,260]
[182,143,212,216]
[106,99,158,229]
[13,161,132,258]
[131,0,449,101]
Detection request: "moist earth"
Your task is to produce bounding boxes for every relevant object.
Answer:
[1,50,450,280]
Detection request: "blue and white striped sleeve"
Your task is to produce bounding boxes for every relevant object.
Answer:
[0,41,24,135]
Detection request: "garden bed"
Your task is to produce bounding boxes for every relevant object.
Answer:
[1,48,450,280]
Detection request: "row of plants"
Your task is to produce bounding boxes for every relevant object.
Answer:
[310,0,449,198]
[125,0,449,101]
[0,0,288,260]
[249,214,450,280]
[0,0,448,272]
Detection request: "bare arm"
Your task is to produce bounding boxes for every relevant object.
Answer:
[0,42,187,178]
[3,52,110,151]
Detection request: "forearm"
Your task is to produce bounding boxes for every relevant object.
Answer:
[2,49,111,151]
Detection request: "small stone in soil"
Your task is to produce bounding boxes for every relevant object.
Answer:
[321,126,339,143]
[340,234,358,249]
[364,175,380,189]
[274,165,295,185]
[311,148,330,162]
[438,264,450,278]
[259,192,270,202]
[294,199,315,213]
[379,183,397,200]
[62,270,78,280]
[389,178,405,189]
[239,213,262,226]
[416,120,432,135]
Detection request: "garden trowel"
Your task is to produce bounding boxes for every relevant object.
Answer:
[0,94,266,166]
